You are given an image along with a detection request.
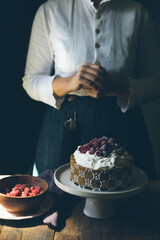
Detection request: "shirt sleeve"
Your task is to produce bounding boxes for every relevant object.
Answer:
[117,6,160,112]
[22,4,65,109]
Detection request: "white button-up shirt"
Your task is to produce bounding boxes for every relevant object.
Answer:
[22,0,160,111]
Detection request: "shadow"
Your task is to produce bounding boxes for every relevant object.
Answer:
[0,215,44,228]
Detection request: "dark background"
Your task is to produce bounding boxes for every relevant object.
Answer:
[1,0,47,174]
[1,0,160,174]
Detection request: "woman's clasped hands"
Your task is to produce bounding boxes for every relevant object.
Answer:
[52,62,130,101]
[70,62,112,98]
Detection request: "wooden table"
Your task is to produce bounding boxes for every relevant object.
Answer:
[0,181,160,240]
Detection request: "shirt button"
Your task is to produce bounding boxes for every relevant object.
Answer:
[95,13,101,19]
[95,43,100,48]
[95,28,100,34]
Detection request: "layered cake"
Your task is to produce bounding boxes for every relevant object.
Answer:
[70,137,134,191]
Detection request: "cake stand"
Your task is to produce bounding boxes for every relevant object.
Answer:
[54,164,148,219]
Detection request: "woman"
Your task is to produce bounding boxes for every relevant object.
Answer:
[23,0,160,179]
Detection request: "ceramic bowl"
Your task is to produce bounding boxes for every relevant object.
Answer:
[0,175,48,214]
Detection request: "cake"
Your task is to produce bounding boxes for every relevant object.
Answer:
[70,136,134,191]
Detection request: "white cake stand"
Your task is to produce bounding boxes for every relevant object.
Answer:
[54,164,148,219]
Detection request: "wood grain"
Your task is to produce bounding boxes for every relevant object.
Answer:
[0,181,160,240]
[0,225,55,240]
[0,226,22,240]
[0,225,3,234]
[22,225,54,240]
[54,185,160,240]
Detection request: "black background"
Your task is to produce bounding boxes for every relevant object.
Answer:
[1,0,47,174]
[1,0,160,174]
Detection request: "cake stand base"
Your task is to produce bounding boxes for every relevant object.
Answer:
[84,198,115,219]
[54,164,148,219]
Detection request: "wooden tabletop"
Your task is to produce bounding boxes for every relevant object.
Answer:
[0,181,160,240]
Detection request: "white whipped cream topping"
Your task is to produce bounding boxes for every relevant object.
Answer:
[73,149,133,170]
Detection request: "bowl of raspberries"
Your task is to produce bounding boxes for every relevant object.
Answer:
[0,175,48,214]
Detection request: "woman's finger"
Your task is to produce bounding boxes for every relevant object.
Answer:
[83,86,102,99]
[83,63,104,79]
[79,64,105,89]
[79,75,100,90]
[80,72,104,90]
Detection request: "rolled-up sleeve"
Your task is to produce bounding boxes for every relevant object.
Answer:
[117,6,160,112]
[22,4,65,109]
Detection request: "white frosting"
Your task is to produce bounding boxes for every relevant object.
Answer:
[73,149,133,170]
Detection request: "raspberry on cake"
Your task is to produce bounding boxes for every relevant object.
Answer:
[70,137,134,191]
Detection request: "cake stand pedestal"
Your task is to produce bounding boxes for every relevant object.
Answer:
[84,198,115,218]
[54,164,148,219]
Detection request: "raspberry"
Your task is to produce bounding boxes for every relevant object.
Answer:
[12,187,19,191]
[19,184,28,191]
[92,140,99,148]
[4,184,43,197]
[101,136,108,141]
[89,139,94,144]
[21,192,28,197]
[81,149,87,154]
[30,186,35,191]
[11,189,21,196]
[6,193,12,196]
[77,137,126,158]
[108,138,114,144]
[28,192,36,196]
[93,137,98,141]
[24,187,30,193]
[12,184,21,191]
[78,146,84,152]
[83,143,90,150]
[102,151,108,157]
[89,147,95,155]
[100,145,107,151]
[14,184,21,188]
[101,140,107,146]
[32,189,40,194]
[96,150,102,156]
[32,186,42,194]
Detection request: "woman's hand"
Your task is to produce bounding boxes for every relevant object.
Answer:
[52,62,106,98]
[80,63,130,101]
[70,62,105,98]
[52,62,130,100]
